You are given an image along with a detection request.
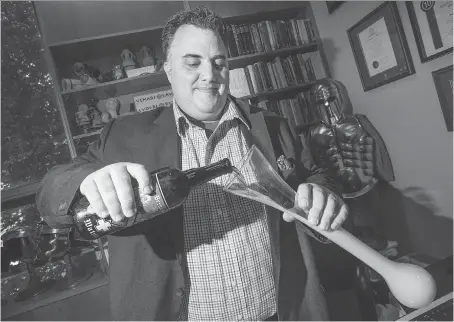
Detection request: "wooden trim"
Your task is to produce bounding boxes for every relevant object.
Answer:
[48,25,164,48]
[306,3,332,79]
[228,43,318,69]
[1,181,40,204]
[241,81,318,100]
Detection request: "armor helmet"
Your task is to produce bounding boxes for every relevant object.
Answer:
[310,78,353,126]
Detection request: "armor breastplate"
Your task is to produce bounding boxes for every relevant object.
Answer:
[309,115,377,198]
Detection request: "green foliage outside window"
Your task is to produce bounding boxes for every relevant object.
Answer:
[1,1,71,191]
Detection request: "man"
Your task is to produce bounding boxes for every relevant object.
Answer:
[36,6,348,321]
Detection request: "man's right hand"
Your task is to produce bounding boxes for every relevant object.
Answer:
[79,163,153,222]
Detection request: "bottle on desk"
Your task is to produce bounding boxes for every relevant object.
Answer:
[71,159,233,240]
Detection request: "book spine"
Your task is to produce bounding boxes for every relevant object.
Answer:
[290,19,302,46]
[284,20,296,47]
[296,53,308,82]
[259,61,273,91]
[297,19,309,44]
[304,19,316,43]
[266,61,278,90]
[231,24,244,56]
[238,25,248,54]
[243,24,254,54]
[289,55,304,84]
[238,69,250,97]
[270,60,282,89]
[250,23,263,52]
[275,56,289,87]
[284,57,297,85]
[243,67,255,95]
[225,24,239,57]
[303,53,316,81]
[247,65,259,94]
[257,21,272,51]
[252,63,264,92]
[265,20,277,50]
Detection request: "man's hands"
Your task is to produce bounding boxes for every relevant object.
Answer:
[79,163,153,222]
[283,183,348,231]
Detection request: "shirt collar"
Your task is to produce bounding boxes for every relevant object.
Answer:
[172,97,251,137]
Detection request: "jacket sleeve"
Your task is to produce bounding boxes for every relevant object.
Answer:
[35,120,116,229]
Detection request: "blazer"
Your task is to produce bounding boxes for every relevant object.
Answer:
[36,96,340,320]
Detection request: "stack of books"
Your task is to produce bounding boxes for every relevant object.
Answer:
[225,18,317,57]
[229,51,326,97]
[256,92,319,128]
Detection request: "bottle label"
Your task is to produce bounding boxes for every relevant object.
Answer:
[81,173,169,239]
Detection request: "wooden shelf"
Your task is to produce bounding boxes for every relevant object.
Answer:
[61,71,169,101]
[48,25,164,48]
[242,81,317,100]
[73,130,102,140]
[228,43,318,69]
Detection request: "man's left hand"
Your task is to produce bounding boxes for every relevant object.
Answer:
[283,183,348,231]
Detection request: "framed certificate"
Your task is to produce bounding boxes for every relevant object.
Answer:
[432,65,453,131]
[347,2,415,91]
[406,1,453,63]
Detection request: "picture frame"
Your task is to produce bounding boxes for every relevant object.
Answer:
[406,1,453,63]
[326,1,345,14]
[432,65,453,132]
[347,2,415,91]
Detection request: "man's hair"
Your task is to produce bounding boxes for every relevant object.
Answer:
[161,6,226,60]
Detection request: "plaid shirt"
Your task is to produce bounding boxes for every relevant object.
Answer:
[174,99,277,321]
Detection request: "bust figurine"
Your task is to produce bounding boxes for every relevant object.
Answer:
[121,49,137,72]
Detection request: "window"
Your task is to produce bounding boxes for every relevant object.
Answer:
[1,1,71,191]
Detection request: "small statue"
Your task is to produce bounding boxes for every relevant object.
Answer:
[75,104,92,131]
[138,46,156,68]
[72,62,103,84]
[112,65,124,80]
[101,112,112,123]
[121,49,137,72]
[105,98,121,119]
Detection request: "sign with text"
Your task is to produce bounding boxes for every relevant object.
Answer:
[133,90,173,113]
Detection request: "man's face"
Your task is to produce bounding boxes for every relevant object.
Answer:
[164,24,229,121]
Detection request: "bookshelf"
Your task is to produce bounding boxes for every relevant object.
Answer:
[40,2,330,157]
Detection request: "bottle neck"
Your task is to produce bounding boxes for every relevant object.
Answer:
[184,158,233,188]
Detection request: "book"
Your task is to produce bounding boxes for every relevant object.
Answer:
[252,63,265,92]
[265,20,277,50]
[259,61,273,91]
[231,24,244,55]
[266,61,278,90]
[225,24,239,57]
[296,19,309,44]
[257,21,272,51]
[247,64,259,94]
[243,67,255,95]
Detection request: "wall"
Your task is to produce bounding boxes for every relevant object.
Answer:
[311,1,452,258]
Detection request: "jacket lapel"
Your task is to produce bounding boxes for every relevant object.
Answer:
[140,106,185,255]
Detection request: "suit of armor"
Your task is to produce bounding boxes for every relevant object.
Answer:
[305,79,395,250]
